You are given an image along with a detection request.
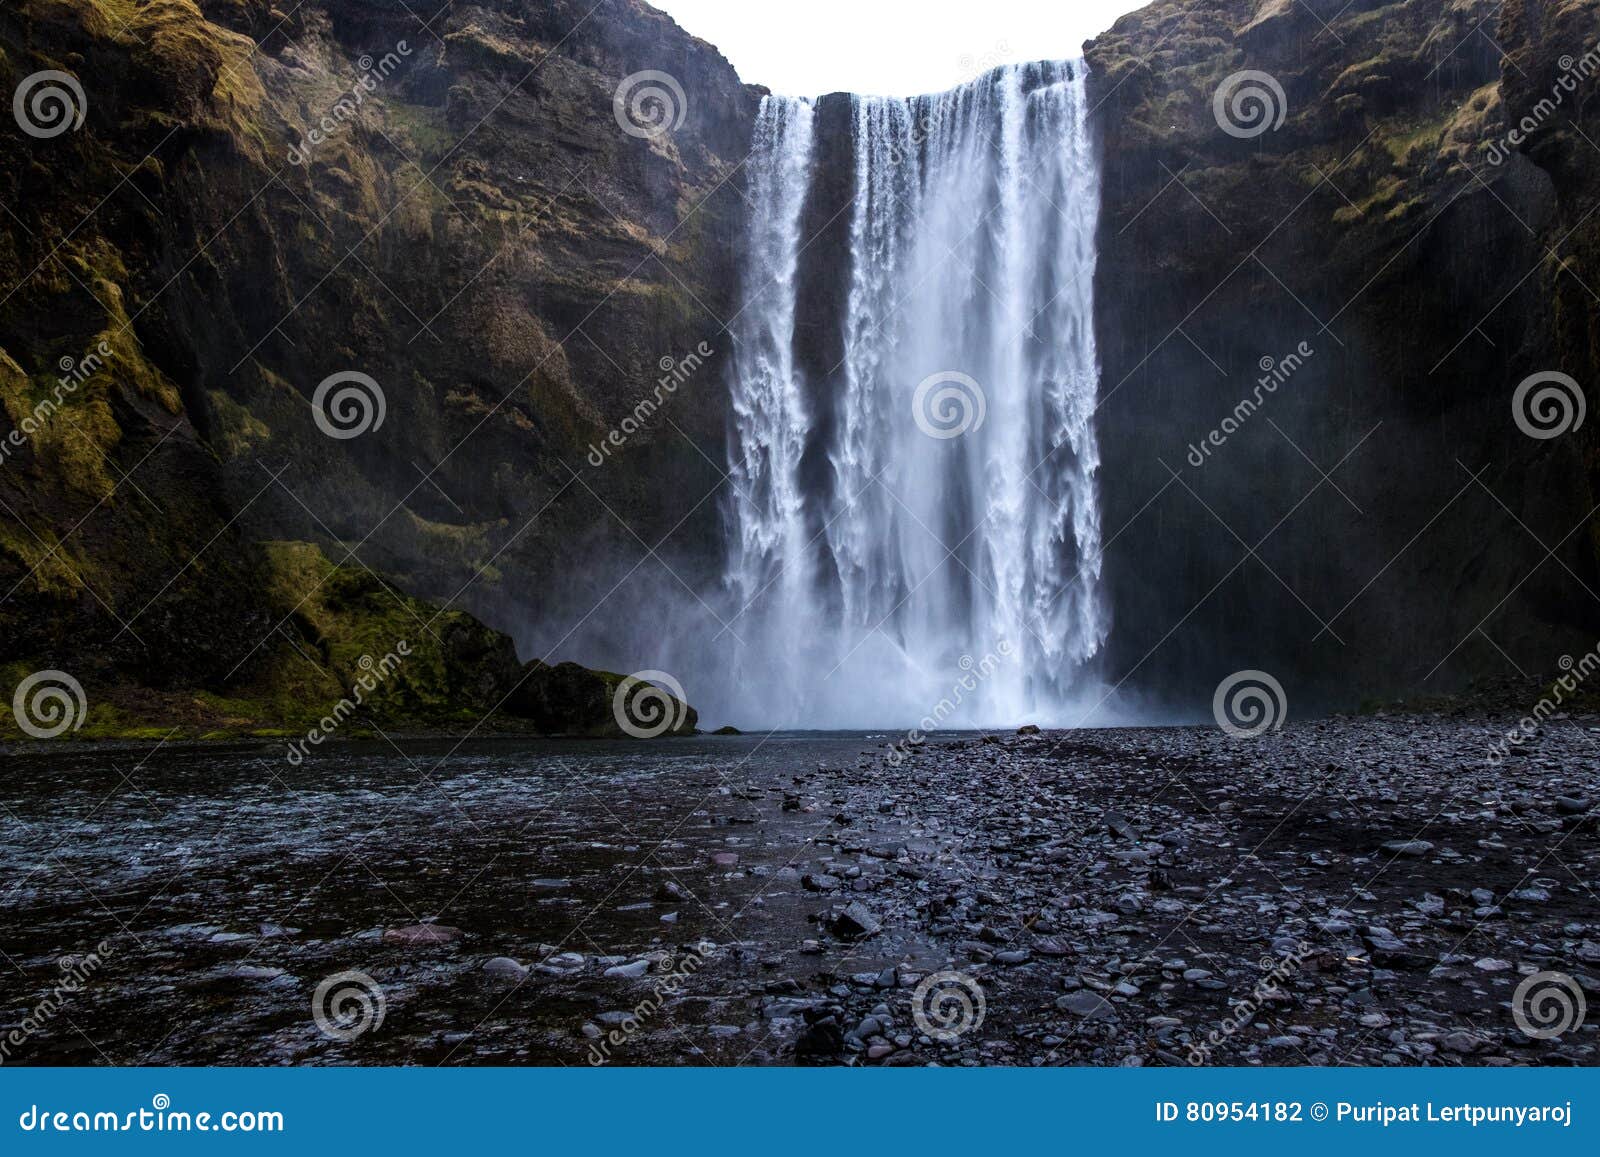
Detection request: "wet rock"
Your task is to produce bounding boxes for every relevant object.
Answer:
[383,924,463,946]
[535,951,585,975]
[483,957,529,981]
[1056,991,1117,1021]
[1104,811,1138,840]
[795,1018,845,1058]
[833,902,882,939]
[1382,840,1434,857]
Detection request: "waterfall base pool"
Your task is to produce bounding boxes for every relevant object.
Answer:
[2,719,1592,1066]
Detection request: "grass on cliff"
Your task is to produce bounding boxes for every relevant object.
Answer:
[0,541,518,742]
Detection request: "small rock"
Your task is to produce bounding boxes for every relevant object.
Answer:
[833,902,882,939]
[483,956,528,981]
[1056,991,1117,1021]
[383,924,463,946]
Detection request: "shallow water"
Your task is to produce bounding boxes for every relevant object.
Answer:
[0,733,909,1065]
[7,719,1596,1068]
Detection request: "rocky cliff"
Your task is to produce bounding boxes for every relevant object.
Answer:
[1086,0,1600,711]
[4,0,1598,734]
[0,0,749,735]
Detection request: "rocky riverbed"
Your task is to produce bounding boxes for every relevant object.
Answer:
[1,716,1597,1066]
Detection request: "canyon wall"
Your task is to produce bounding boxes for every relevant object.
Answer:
[3,0,1597,730]
[0,0,754,732]
[1087,0,1599,712]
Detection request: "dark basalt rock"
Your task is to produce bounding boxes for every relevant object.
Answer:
[507,661,698,738]
[1085,0,1599,711]
[0,0,753,733]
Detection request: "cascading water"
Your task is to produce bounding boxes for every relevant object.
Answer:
[717,60,1106,729]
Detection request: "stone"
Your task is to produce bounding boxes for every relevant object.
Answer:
[833,902,882,939]
[1056,991,1117,1021]
[483,956,528,981]
[1382,840,1434,857]
[383,924,463,946]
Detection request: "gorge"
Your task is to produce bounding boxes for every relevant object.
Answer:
[4,0,1600,1076]
[1,0,1597,736]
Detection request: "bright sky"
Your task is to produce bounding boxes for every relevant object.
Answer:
[652,0,1154,98]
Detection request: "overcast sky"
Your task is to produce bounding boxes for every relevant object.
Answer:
[652,0,1154,97]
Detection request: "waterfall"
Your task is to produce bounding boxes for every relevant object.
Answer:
[718,61,1106,728]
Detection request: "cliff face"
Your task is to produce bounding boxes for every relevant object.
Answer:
[0,0,754,731]
[5,0,1597,731]
[1086,0,1600,711]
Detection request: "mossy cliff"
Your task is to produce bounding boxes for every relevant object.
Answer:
[0,0,748,736]
[1086,0,1600,708]
[5,0,1598,731]
[0,539,696,739]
